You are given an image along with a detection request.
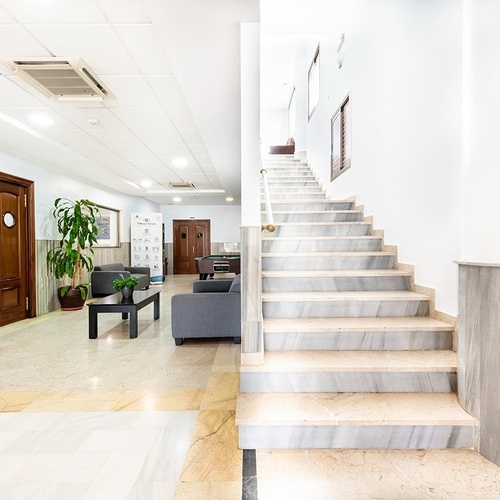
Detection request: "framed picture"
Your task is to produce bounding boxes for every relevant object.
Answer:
[95,205,120,247]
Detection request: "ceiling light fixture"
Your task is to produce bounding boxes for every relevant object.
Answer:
[124,180,141,190]
[226,197,234,202]
[28,112,54,128]
[172,157,188,168]
[173,197,182,202]
[140,180,153,188]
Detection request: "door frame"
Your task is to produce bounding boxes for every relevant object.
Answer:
[172,219,211,274]
[0,171,36,318]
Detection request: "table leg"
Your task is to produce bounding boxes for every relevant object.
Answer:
[154,294,160,320]
[122,312,129,320]
[130,309,138,338]
[89,309,98,339]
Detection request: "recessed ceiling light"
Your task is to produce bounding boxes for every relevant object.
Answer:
[172,157,188,169]
[140,180,153,188]
[28,112,53,128]
[173,197,182,202]
[226,197,234,202]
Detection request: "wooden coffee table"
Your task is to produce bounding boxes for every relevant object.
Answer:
[87,288,161,339]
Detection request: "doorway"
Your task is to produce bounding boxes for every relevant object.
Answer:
[0,172,36,326]
[173,219,211,274]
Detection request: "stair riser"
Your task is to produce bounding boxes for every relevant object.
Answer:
[267,181,318,187]
[262,276,410,292]
[262,255,394,270]
[264,331,453,351]
[265,202,355,210]
[262,300,429,318]
[272,224,371,237]
[264,188,324,195]
[238,424,473,450]
[240,371,456,393]
[262,239,382,253]
[269,213,363,223]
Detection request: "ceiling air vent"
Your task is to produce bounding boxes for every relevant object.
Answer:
[5,57,115,102]
[167,182,196,189]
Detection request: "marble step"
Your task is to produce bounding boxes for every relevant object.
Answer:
[267,210,363,223]
[272,222,372,237]
[240,350,456,393]
[262,236,382,253]
[262,252,394,270]
[262,270,411,292]
[236,392,476,449]
[264,185,323,193]
[263,317,453,350]
[262,291,430,317]
[265,201,355,211]
[269,192,327,200]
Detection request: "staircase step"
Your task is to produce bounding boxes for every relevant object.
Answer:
[240,350,455,393]
[262,236,382,253]
[262,291,430,317]
[262,252,394,270]
[265,200,355,211]
[268,210,363,223]
[269,193,327,200]
[262,270,411,292]
[236,392,476,449]
[272,222,371,237]
[266,179,318,186]
[263,317,453,350]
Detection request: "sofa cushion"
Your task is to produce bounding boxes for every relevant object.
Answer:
[228,274,241,293]
[94,263,125,272]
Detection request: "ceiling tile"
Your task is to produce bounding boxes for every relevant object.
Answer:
[28,25,138,75]
[41,129,101,146]
[57,107,127,130]
[132,128,184,146]
[111,107,174,129]
[71,144,126,161]
[0,26,51,56]
[179,129,204,144]
[98,0,152,23]
[165,107,197,129]
[0,77,48,107]
[100,75,160,108]
[107,144,156,158]
[114,24,174,75]
[0,0,107,24]
[1,108,79,130]
[128,157,167,168]
[189,144,209,157]
[86,129,141,146]
[146,75,187,107]
[150,144,192,157]
[0,8,15,24]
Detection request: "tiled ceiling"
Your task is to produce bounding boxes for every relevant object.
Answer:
[0,0,259,205]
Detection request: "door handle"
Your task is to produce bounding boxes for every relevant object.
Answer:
[193,246,195,254]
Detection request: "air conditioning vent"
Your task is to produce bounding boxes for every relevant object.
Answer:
[168,182,196,189]
[4,57,115,101]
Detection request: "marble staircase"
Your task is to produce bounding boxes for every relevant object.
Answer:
[236,155,477,449]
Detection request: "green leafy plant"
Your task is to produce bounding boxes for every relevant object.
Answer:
[113,275,139,291]
[46,198,100,300]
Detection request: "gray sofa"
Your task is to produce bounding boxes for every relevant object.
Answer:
[91,263,150,297]
[171,274,241,346]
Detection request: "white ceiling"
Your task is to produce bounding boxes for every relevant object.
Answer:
[0,0,259,205]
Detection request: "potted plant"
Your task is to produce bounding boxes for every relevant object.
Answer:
[113,275,138,299]
[46,198,100,310]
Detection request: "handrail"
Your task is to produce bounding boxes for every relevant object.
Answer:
[260,167,275,232]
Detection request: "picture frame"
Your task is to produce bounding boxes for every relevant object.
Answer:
[95,205,120,247]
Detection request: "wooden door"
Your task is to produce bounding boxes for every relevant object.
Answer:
[0,179,29,326]
[173,219,211,274]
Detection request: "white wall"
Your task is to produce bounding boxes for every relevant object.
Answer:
[461,0,500,263]
[161,204,241,243]
[1,152,159,241]
[260,109,288,153]
[296,0,463,315]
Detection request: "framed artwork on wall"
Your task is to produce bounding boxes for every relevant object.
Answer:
[95,205,120,247]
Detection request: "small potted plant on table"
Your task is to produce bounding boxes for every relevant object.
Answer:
[113,275,139,299]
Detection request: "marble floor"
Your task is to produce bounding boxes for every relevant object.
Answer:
[1,274,500,499]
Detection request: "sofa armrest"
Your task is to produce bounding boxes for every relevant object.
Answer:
[125,266,151,278]
[192,279,233,293]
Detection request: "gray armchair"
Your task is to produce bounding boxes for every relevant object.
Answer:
[91,263,150,297]
[171,275,241,346]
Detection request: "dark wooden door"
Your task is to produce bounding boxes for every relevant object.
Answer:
[173,219,211,274]
[0,180,28,326]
